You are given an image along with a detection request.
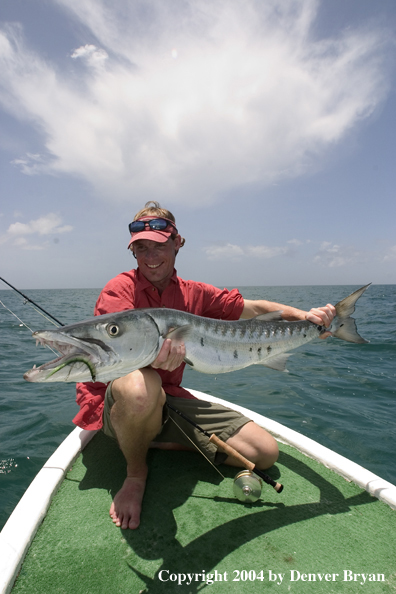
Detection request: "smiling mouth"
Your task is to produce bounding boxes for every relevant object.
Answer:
[147,263,162,269]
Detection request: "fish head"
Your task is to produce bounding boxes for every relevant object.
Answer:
[23,309,161,383]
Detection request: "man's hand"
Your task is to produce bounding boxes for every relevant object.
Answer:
[151,338,186,371]
[306,304,336,339]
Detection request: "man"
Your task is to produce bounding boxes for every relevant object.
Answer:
[74,201,335,530]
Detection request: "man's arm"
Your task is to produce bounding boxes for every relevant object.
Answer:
[241,299,336,334]
[153,296,337,372]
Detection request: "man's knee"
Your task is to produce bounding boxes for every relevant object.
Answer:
[249,425,279,469]
[112,368,165,415]
[257,435,279,469]
[226,422,279,470]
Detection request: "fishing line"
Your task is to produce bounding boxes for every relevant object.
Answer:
[27,305,61,328]
[167,414,225,479]
[1,276,283,492]
[167,403,283,493]
[0,299,36,333]
[0,299,60,356]
[0,277,64,326]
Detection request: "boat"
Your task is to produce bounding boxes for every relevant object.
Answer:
[1,389,396,594]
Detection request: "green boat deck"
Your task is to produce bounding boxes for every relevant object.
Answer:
[12,432,396,593]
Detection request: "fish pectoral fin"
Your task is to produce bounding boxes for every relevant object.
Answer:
[254,311,283,321]
[164,324,192,341]
[257,353,291,372]
[183,356,194,367]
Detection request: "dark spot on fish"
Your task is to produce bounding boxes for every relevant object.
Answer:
[249,347,253,352]
[233,350,238,359]
[303,334,307,338]
[201,337,204,347]
[267,346,272,354]
[317,325,323,332]
[258,347,262,354]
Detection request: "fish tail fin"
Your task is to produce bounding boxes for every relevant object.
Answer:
[330,283,371,344]
[331,317,368,343]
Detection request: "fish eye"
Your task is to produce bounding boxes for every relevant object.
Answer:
[106,323,120,337]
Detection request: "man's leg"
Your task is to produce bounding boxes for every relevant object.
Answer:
[108,367,165,530]
[158,396,279,470]
[224,422,279,469]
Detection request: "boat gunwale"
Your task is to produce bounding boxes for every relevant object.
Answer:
[0,427,97,594]
[1,389,395,594]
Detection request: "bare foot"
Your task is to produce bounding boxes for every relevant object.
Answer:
[109,476,147,529]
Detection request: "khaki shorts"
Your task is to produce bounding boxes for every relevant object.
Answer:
[102,382,252,464]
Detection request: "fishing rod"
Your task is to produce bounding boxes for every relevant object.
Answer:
[167,402,284,499]
[1,276,283,499]
[0,277,64,327]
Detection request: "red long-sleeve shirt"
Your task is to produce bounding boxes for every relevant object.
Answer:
[72,268,244,430]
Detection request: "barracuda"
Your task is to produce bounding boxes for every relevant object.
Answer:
[23,284,370,383]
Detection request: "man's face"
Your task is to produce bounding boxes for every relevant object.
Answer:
[133,236,181,289]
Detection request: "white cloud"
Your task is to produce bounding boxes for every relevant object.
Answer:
[246,245,290,259]
[313,241,361,268]
[204,242,291,261]
[11,153,47,175]
[0,1,392,205]
[384,246,396,261]
[13,236,28,246]
[204,243,244,260]
[1,213,73,249]
[71,44,109,68]
[11,236,45,250]
[206,239,396,268]
[7,213,72,236]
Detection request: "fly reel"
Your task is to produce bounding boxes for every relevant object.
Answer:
[166,403,283,500]
[233,469,263,503]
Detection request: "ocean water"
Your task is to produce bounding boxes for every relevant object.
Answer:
[1,284,395,530]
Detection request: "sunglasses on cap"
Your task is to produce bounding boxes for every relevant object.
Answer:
[128,218,178,234]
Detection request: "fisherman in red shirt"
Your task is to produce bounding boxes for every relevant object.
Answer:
[74,201,335,530]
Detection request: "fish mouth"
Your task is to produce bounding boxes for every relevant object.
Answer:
[23,331,113,383]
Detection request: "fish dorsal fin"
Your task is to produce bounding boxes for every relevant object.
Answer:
[254,311,283,322]
[255,353,291,372]
[164,325,192,341]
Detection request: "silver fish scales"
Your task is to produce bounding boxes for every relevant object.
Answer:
[23,284,370,383]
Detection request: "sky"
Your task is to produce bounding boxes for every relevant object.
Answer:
[0,0,395,290]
